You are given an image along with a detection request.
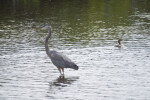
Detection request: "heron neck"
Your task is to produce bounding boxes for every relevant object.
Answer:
[45,27,51,55]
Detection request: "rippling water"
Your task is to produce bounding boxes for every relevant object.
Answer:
[0,0,150,100]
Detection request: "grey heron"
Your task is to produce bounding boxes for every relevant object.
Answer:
[40,24,79,75]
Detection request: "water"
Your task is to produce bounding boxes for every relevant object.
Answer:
[0,0,150,100]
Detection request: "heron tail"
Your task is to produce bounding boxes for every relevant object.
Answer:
[72,64,79,70]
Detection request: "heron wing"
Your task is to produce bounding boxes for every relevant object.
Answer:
[49,50,78,70]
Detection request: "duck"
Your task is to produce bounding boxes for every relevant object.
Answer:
[115,39,122,48]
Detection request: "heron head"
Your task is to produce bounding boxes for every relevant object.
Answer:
[40,23,51,30]
[33,24,51,31]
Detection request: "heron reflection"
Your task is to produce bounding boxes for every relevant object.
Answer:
[49,76,79,87]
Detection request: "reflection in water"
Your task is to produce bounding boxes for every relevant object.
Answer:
[49,76,79,87]
[46,76,79,99]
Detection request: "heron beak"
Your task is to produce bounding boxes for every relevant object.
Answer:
[33,27,39,31]
[40,25,47,30]
[32,25,44,31]
[32,26,40,31]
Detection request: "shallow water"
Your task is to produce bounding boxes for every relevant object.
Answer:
[0,0,150,100]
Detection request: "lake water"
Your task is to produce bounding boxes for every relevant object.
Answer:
[0,0,150,100]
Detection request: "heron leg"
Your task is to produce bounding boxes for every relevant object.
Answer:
[62,68,64,75]
[58,67,62,75]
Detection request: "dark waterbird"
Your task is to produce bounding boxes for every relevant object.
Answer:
[115,39,122,48]
[39,24,79,75]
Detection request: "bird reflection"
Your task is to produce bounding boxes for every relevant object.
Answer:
[49,76,79,87]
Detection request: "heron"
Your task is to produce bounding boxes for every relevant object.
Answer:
[115,39,122,48]
[40,24,79,75]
